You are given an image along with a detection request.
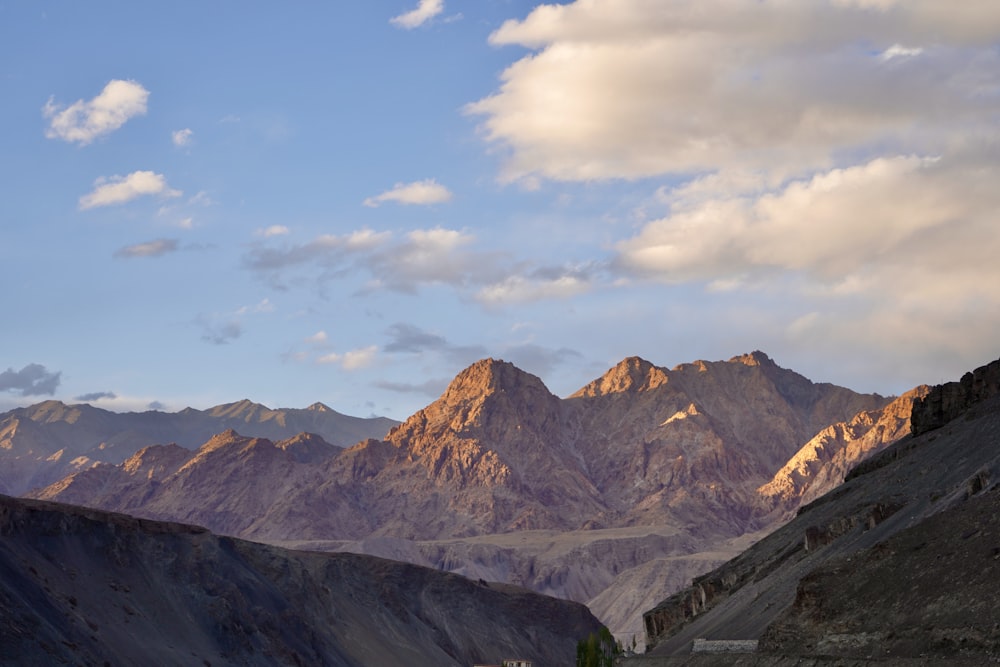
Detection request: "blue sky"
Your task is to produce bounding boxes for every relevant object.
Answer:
[2,1,999,419]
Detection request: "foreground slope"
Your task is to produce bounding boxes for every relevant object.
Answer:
[642,356,1000,662]
[0,494,601,667]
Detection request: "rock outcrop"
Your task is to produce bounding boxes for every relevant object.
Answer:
[911,357,1000,436]
[0,494,602,666]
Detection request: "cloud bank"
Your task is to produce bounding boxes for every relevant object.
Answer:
[469,0,1000,183]
[461,0,1000,385]
[44,79,149,145]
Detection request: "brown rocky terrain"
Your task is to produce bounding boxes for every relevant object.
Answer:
[0,493,601,666]
[0,398,397,496]
[639,355,1000,664]
[27,352,915,646]
[755,386,929,522]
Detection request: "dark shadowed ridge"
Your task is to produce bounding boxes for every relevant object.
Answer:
[0,494,602,666]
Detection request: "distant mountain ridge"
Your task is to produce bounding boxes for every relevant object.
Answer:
[0,399,398,495]
[36,351,892,542]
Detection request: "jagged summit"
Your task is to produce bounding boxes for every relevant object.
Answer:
[198,428,253,452]
[730,350,776,367]
[442,358,549,401]
[572,356,669,398]
[307,401,332,412]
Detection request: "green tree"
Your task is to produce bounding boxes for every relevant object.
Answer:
[576,627,620,667]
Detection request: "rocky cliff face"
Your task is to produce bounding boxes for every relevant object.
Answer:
[911,357,1000,436]
[0,399,397,496]
[642,355,1000,662]
[0,494,601,666]
[755,385,928,520]
[31,431,344,538]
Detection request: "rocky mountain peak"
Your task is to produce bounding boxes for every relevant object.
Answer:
[730,350,776,367]
[442,358,548,402]
[198,428,252,453]
[306,401,331,412]
[572,356,669,398]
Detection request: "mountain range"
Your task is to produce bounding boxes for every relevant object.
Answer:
[0,398,397,496]
[18,351,926,644]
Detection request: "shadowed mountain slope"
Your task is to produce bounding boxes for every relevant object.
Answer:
[0,494,601,667]
[641,355,1000,663]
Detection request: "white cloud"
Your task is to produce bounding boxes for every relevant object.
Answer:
[614,147,1000,384]
[615,154,998,284]
[476,270,593,305]
[317,346,378,370]
[256,225,290,237]
[43,79,149,145]
[305,331,328,344]
[79,171,182,210]
[172,128,193,147]
[390,0,443,29]
[363,179,453,207]
[468,0,1000,184]
[244,224,600,303]
[366,228,490,292]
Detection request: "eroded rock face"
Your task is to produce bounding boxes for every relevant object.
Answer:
[0,494,601,667]
[756,386,928,520]
[911,358,1000,436]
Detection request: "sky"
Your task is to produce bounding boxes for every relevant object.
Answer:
[2,1,999,419]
